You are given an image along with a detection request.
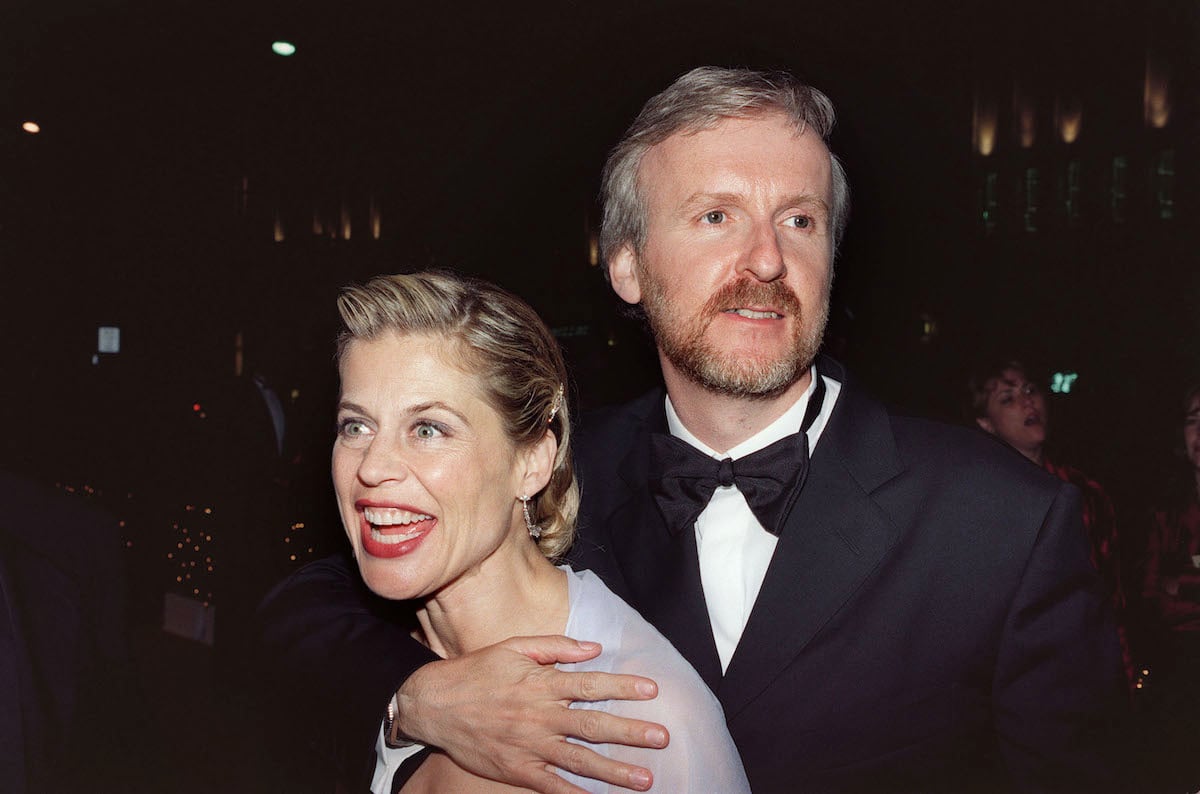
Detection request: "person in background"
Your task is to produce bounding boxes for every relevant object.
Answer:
[0,470,148,793]
[969,358,1132,686]
[1138,382,1200,792]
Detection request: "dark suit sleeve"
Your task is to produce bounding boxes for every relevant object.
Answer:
[256,553,437,788]
[992,482,1127,792]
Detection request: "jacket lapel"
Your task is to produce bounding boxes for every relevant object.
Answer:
[718,372,904,719]
[606,400,724,689]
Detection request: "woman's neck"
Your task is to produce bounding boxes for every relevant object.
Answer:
[1020,444,1045,467]
[415,537,568,659]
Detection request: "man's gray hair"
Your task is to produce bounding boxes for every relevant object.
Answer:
[599,66,851,276]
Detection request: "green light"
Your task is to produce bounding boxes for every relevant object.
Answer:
[1050,372,1079,394]
[271,41,296,56]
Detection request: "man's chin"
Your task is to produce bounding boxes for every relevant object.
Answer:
[686,354,810,399]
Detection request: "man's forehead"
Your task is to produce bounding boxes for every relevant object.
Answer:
[640,113,831,190]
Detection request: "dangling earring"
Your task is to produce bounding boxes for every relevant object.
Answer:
[520,495,542,540]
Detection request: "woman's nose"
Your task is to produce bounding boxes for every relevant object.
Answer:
[356,436,408,486]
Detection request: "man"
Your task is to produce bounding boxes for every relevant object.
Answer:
[259,67,1123,793]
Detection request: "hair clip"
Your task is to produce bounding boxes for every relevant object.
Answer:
[548,385,564,424]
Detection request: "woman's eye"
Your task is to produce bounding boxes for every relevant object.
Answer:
[702,210,726,224]
[337,419,371,442]
[414,422,443,440]
[790,215,811,229]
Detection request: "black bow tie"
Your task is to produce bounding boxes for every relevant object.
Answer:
[649,376,826,537]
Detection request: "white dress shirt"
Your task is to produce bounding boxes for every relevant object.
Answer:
[664,367,841,672]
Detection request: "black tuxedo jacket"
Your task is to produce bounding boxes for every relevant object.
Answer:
[259,358,1124,793]
[566,357,1123,792]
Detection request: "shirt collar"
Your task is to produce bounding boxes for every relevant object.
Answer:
[665,365,839,460]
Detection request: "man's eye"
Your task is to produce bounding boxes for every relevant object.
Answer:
[790,215,811,229]
[702,210,726,224]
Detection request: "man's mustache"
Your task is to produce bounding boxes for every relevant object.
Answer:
[701,279,802,317]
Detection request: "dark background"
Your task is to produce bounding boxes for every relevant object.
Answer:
[6,0,1197,467]
[2,0,1198,789]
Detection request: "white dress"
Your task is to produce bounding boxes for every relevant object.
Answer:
[373,566,751,793]
[555,566,751,794]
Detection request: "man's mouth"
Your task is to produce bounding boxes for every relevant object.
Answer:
[363,506,434,545]
[703,277,801,323]
[723,308,782,320]
[1023,414,1042,427]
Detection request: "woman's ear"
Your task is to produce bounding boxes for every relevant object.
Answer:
[975,416,996,435]
[518,429,558,497]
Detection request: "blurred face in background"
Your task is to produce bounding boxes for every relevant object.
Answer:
[1184,392,1200,472]
[976,367,1048,463]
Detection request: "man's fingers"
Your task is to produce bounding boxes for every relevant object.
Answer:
[521,766,593,794]
[503,634,605,665]
[543,743,655,793]
[559,670,659,703]
[565,708,669,749]
[498,635,660,702]
[398,638,668,792]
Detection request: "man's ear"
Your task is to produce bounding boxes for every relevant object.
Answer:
[608,245,642,306]
[975,417,996,435]
[518,430,558,498]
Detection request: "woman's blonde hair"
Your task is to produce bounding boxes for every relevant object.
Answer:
[335,270,578,559]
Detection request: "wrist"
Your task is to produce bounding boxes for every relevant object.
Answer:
[393,665,433,746]
[384,692,417,748]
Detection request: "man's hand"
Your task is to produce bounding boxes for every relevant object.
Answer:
[395,635,668,794]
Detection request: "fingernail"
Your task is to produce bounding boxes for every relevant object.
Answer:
[635,680,656,697]
[577,640,600,651]
[646,727,667,747]
[630,769,652,789]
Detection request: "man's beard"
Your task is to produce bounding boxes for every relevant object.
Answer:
[639,270,828,399]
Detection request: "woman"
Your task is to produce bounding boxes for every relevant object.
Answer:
[967,359,1131,684]
[331,271,750,794]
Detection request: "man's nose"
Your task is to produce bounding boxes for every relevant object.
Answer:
[738,221,787,282]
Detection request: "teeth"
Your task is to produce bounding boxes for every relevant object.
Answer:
[364,507,433,527]
[725,308,781,319]
[370,527,422,545]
